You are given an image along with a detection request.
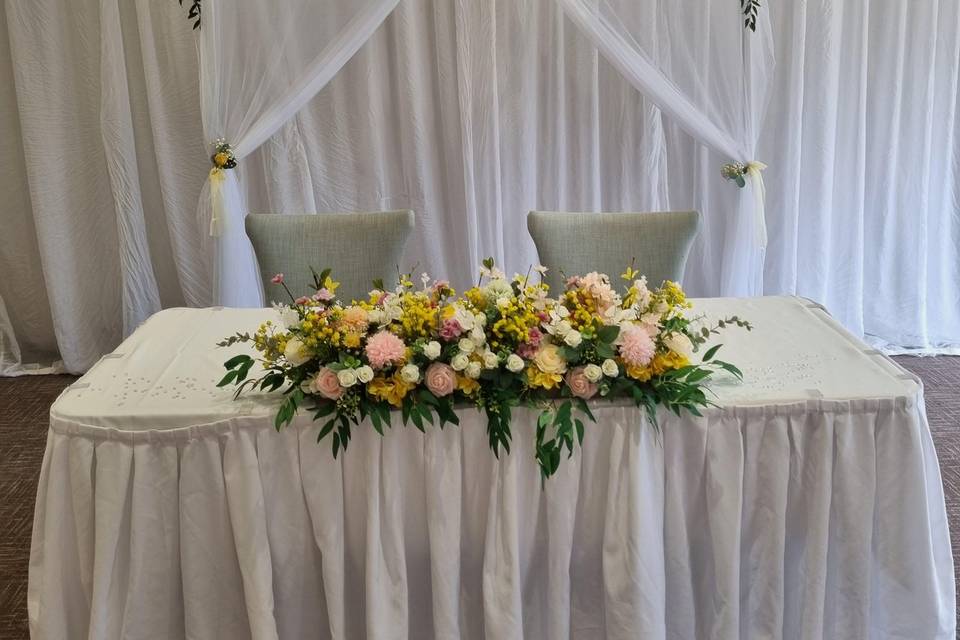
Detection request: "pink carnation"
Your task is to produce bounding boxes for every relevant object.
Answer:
[439,318,463,340]
[271,273,284,284]
[526,327,543,347]
[516,342,538,359]
[295,296,311,305]
[365,330,406,369]
[618,324,656,367]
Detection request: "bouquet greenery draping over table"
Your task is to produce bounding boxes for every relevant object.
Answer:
[218,261,749,478]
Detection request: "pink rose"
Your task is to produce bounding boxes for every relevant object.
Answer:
[565,366,598,400]
[312,367,343,400]
[271,273,284,284]
[439,318,463,340]
[424,362,456,397]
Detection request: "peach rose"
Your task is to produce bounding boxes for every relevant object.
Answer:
[425,362,456,397]
[312,366,344,400]
[565,366,598,400]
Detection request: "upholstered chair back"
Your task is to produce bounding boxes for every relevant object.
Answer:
[245,211,415,304]
[526,210,701,292]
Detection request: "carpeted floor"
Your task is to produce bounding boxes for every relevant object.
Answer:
[1,359,958,638]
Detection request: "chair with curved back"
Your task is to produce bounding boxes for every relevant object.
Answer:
[245,211,415,304]
[526,210,701,292]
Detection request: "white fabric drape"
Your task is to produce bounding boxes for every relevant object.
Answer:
[1,0,959,373]
[555,0,774,296]
[759,0,960,352]
[197,0,401,308]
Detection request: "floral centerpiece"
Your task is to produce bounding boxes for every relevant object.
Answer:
[218,261,749,478]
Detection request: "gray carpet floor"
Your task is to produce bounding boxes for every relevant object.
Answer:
[1,357,958,638]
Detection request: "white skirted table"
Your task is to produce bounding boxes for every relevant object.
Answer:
[29,297,955,639]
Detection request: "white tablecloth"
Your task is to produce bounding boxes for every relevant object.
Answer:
[29,297,955,639]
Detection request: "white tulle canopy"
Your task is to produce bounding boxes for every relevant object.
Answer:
[201,0,772,307]
[198,0,402,307]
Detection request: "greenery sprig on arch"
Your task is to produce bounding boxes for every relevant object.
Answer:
[177,0,201,30]
[740,0,761,32]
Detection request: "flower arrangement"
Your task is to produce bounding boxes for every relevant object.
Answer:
[218,260,750,478]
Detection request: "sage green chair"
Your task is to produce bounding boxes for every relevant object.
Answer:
[526,210,700,291]
[246,211,414,304]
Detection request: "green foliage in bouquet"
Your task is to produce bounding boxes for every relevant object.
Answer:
[218,260,750,479]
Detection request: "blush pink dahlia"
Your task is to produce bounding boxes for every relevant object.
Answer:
[618,324,656,367]
[365,330,406,369]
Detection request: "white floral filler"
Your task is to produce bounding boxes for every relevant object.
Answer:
[218,261,750,479]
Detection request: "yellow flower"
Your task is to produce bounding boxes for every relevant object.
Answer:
[625,362,653,381]
[367,372,414,407]
[526,366,563,390]
[456,375,480,395]
[213,151,229,167]
[343,332,361,348]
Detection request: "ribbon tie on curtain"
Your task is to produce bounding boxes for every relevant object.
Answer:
[207,139,237,237]
[722,160,768,248]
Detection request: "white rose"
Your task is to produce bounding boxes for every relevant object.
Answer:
[470,326,486,344]
[601,358,619,377]
[337,368,358,388]
[400,364,420,384]
[556,306,570,319]
[356,365,374,383]
[664,332,694,359]
[482,351,499,369]
[279,307,300,329]
[554,320,572,337]
[564,330,583,347]
[451,354,470,371]
[474,312,487,327]
[465,361,482,379]
[505,353,525,373]
[458,338,475,354]
[283,337,311,366]
[423,341,442,360]
[454,307,475,331]
[583,363,603,383]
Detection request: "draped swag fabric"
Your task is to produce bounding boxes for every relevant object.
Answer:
[1,0,959,373]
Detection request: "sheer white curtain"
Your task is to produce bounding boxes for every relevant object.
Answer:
[197,0,400,307]
[556,0,774,296]
[760,0,960,352]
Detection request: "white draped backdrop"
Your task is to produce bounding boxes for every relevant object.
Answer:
[1,0,959,374]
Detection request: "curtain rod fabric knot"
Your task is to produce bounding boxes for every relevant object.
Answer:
[721,161,767,248]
